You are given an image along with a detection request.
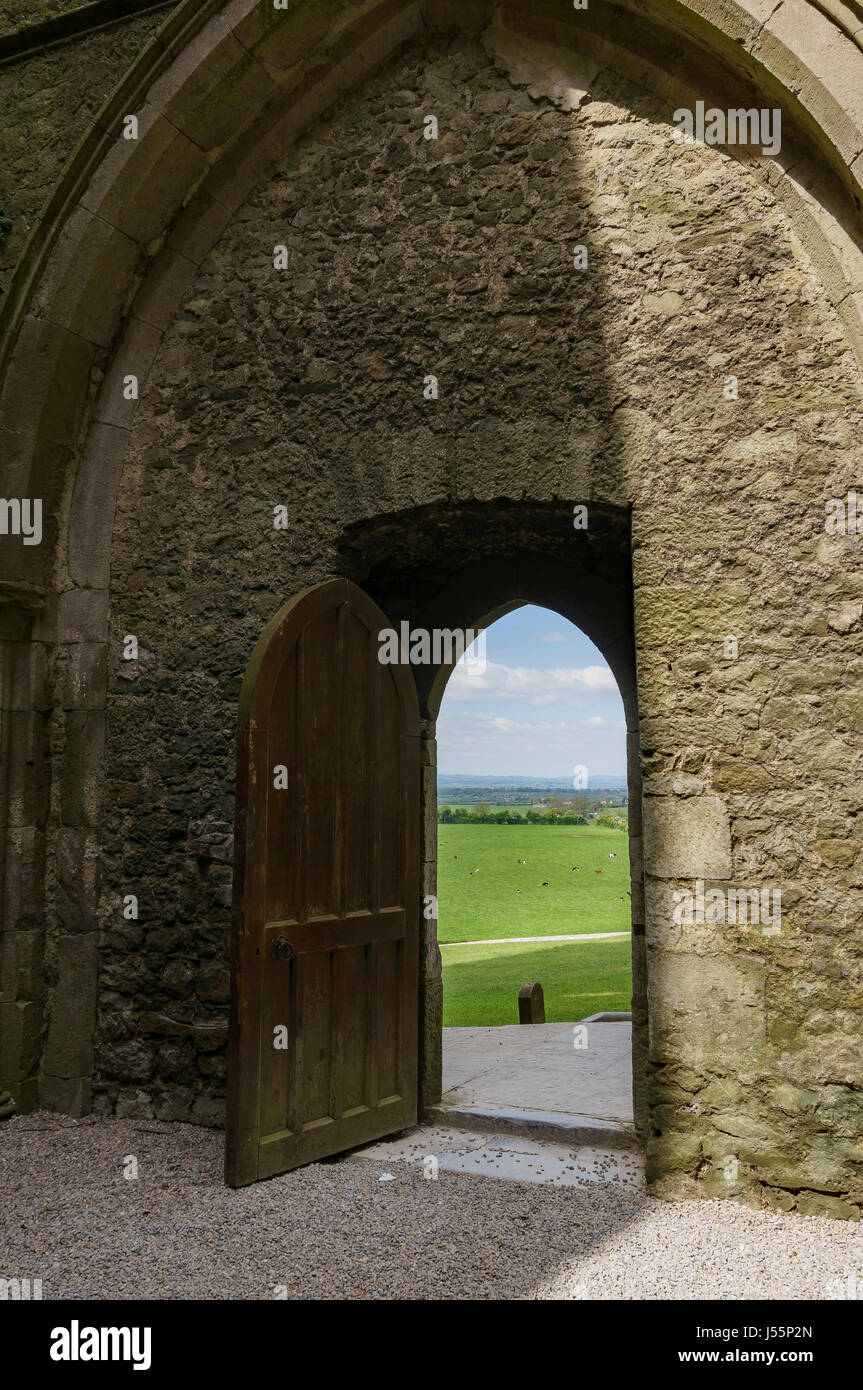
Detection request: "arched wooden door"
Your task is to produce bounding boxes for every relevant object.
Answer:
[226,580,420,1187]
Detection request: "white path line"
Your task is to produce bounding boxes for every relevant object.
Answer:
[441,931,631,946]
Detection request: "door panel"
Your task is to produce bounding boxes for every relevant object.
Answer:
[226,580,420,1187]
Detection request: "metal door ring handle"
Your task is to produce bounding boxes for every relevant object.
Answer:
[273,935,294,962]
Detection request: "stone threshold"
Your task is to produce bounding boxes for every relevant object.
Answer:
[424,1101,639,1151]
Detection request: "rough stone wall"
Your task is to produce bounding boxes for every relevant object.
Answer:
[95,31,863,1213]
[1,2,96,25]
[0,9,169,295]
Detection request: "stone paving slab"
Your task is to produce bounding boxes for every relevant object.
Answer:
[351,1121,645,1189]
[441,1019,633,1127]
[432,1142,643,1188]
[351,1019,639,1187]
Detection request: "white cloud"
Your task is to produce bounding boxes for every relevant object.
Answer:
[436,709,627,777]
[535,632,570,644]
[446,658,618,706]
[438,710,621,743]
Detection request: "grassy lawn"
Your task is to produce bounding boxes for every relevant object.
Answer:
[441,937,632,1027]
[437,823,631,943]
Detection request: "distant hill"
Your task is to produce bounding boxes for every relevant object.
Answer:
[437,773,628,791]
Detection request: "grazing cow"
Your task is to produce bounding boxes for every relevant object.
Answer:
[595,869,602,874]
[609,852,617,859]
[571,866,579,872]
[542,881,549,887]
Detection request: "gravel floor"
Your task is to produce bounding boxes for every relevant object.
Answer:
[1,1113,861,1300]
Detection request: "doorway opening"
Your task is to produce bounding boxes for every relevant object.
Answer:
[434,603,634,1141]
[227,498,645,1185]
[338,498,646,1143]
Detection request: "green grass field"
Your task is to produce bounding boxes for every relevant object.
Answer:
[442,937,632,1026]
[438,823,633,1025]
[437,823,631,943]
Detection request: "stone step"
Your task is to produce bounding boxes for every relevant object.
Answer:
[424,1101,639,1151]
[352,1120,645,1189]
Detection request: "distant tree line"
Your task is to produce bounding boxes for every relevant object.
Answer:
[439,806,588,825]
[438,804,628,829]
[438,787,628,815]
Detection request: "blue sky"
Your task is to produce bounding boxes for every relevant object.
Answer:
[437,604,627,779]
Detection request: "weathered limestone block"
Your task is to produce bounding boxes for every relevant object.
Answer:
[647,952,766,1069]
[41,933,98,1081]
[38,1077,91,1116]
[644,876,780,953]
[0,929,43,1001]
[634,583,749,649]
[642,795,732,879]
[0,998,41,1080]
[481,24,598,111]
[694,1154,763,1208]
[55,828,101,933]
[796,1192,861,1221]
[60,713,106,828]
[1,827,45,931]
[710,756,772,793]
[645,1129,703,1182]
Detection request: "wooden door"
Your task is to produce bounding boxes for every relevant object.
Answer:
[225,580,420,1187]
